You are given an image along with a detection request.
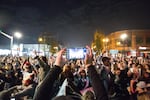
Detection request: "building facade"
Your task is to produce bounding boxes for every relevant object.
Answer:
[107,29,150,56]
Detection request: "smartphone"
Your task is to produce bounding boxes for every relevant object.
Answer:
[66,48,87,59]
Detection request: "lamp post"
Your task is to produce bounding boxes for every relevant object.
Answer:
[38,36,46,56]
[120,33,127,57]
[14,32,22,44]
[0,30,13,54]
[116,41,121,46]
[14,32,22,55]
[103,38,109,51]
[38,37,43,42]
[38,37,43,55]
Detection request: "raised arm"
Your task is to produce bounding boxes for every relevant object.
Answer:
[33,48,66,100]
[84,46,108,100]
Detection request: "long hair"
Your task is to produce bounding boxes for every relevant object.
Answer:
[137,92,150,100]
[82,90,95,100]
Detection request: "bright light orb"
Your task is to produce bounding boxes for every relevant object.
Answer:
[38,37,43,42]
[14,32,22,39]
[120,33,127,40]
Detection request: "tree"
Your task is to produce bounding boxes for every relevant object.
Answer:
[91,30,105,56]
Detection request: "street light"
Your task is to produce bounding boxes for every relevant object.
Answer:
[14,32,22,55]
[38,37,46,56]
[14,32,22,39]
[102,38,109,51]
[38,37,43,55]
[120,33,127,57]
[116,41,121,46]
[38,37,43,42]
[103,38,109,43]
[120,33,127,41]
[14,32,22,46]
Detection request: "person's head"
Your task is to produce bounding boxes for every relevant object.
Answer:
[102,57,111,67]
[23,61,32,72]
[118,62,124,70]
[82,90,95,100]
[79,68,86,77]
[12,61,21,71]
[137,92,150,100]
[143,71,150,78]
[62,65,74,81]
[40,56,48,63]
[63,64,72,72]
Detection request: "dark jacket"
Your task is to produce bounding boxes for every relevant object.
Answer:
[87,66,108,100]
[33,65,62,100]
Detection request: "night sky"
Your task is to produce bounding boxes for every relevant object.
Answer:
[0,0,150,47]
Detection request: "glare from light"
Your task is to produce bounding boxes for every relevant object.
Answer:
[14,32,22,39]
[53,46,58,49]
[139,46,146,50]
[103,38,109,42]
[0,49,11,55]
[38,37,43,42]
[116,42,121,45]
[120,33,127,40]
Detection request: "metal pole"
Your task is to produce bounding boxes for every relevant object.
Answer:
[123,40,125,57]
[0,31,13,55]
[10,36,13,55]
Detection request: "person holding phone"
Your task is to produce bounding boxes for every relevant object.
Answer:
[33,46,108,100]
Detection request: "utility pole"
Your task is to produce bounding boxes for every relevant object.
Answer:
[0,30,13,54]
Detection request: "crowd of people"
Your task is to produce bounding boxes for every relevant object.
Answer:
[0,46,149,100]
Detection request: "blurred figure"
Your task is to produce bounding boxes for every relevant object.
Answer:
[136,81,150,100]
[12,73,37,100]
[76,68,90,91]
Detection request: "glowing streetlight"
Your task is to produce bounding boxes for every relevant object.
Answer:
[102,38,109,43]
[38,37,46,55]
[102,38,109,51]
[14,32,22,47]
[38,37,43,42]
[120,33,127,57]
[14,32,22,55]
[120,33,127,41]
[14,32,22,39]
[116,41,121,46]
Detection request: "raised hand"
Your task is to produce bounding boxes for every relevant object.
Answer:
[84,46,93,68]
[54,48,66,67]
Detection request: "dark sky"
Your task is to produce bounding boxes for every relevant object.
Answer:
[0,0,150,47]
